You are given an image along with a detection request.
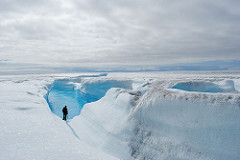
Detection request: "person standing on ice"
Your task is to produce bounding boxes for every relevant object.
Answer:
[62,105,68,121]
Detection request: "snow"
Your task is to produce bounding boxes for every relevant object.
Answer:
[0,71,240,160]
[0,75,118,160]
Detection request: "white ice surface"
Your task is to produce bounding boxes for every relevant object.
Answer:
[0,72,240,160]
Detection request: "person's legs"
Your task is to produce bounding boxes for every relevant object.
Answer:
[63,114,66,120]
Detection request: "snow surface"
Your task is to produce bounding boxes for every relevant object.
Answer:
[0,72,240,160]
[0,74,118,160]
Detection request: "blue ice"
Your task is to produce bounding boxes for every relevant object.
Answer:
[48,87,85,119]
[46,76,133,119]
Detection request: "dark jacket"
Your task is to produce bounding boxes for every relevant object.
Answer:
[62,106,68,115]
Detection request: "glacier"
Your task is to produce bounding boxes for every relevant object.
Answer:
[0,72,240,160]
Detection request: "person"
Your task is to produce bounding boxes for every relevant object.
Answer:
[62,105,68,121]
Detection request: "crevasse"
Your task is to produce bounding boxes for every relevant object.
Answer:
[46,77,133,119]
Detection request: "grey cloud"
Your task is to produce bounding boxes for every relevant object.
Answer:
[0,0,239,72]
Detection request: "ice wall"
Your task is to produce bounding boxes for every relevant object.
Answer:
[130,99,240,160]
[80,78,132,102]
[47,79,84,119]
[129,79,240,160]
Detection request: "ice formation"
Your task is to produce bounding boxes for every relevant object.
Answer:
[1,72,240,160]
[46,72,240,160]
[46,76,133,119]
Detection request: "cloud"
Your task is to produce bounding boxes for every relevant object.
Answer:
[0,0,240,73]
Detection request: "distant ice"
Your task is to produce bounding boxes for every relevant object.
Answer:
[171,80,236,93]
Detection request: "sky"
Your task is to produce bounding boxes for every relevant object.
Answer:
[0,0,240,74]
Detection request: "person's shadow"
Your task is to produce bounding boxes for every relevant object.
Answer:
[66,121,80,140]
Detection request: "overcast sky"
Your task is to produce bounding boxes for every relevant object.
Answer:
[0,0,240,73]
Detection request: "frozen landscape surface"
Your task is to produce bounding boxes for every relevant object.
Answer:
[0,71,240,160]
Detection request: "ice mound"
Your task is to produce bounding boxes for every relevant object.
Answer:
[172,80,236,93]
